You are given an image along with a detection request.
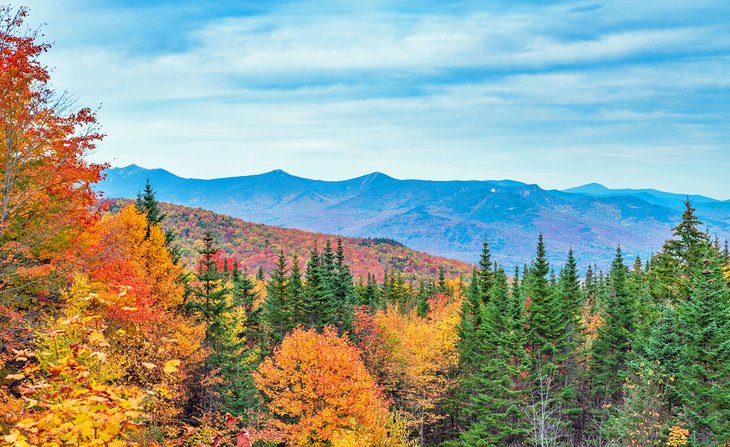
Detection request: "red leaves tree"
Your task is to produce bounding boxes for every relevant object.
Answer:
[0,6,105,304]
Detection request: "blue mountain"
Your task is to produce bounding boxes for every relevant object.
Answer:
[96,165,730,268]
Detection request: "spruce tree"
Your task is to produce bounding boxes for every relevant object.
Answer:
[332,238,355,331]
[676,246,730,445]
[590,247,635,406]
[460,268,527,446]
[188,232,230,346]
[303,244,338,330]
[523,234,570,445]
[135,179,181,263]
[525,234,566,361]
[288,253,306,327]
[477,241,494,303]
[262,251,292,345]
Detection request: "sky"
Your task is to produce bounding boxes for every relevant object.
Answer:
[16,0,730,199]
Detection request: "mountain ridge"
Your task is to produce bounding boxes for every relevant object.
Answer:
[97,165,730,268]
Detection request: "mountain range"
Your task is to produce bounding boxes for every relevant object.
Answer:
[97,165,730,268]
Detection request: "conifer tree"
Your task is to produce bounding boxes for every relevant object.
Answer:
[477,241,494,303]
[332,238,355,331]
[460,268,527,446]
[676,246,730,445]
[303,244,338,330]
[437,266,449,295]
[523,234,571,444]
[134,179,181,263]
[525,234,566,361]
[188,232,230,346]
[590,247,635,406]
[416,279,431,317]
[262,251,292,345]
[288,253,306,326]
[232,263,261,346]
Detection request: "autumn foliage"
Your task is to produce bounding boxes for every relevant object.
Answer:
[0,6,105,304]
[254,327,388,446]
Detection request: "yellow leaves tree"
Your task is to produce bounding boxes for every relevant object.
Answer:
[4,312,149,447]
[357,293,460,446]
[254,327,388,447]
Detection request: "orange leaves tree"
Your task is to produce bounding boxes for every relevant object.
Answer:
[253,327,388,447]
[0,6,105,304]
[354,293,460,446]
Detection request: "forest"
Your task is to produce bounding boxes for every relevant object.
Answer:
[1,6,729,447]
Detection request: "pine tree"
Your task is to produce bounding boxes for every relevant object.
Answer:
[590,247,635,406]
[676,246,730,445]
[437,266,449,295]
[556,249,582,431]
[288,253,306,326]
[649,199,709,303]
[303,244,338,330]
[332,238,355,331]
[460,268,527,446]
[188,232,230,347]
[232,263,261,346]
[135,178,164,228]
[135,179,181,264]
[416,279,431,317]
[525,234,566,361]
[523,234,571,445]
[262,251,292,345]
[477,241,494,304]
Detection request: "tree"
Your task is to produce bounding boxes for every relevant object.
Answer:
[302,244,338,331]
[459,268,527,447]
[591,247,636,406]
[676,246,730,445]
[0,6,105,304]
[477,241,494,303]
[261,251,292,346]
[254,327,388,447]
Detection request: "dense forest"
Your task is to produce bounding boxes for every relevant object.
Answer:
[1,6,729,447]
[105,199,471,282]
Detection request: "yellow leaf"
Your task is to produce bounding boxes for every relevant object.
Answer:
[88,330,109,347]
[5,373,24,380]
[163,359,181,375]
[142,362,156,370]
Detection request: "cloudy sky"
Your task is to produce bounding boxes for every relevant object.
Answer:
[17,0,730,198]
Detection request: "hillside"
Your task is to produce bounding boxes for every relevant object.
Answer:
[109,200,472,281]
[99,165,730,267]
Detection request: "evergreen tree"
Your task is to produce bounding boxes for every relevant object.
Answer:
[416,279,431,317]
[437,266,449,295]
[262,251,292,345]
[523,234,571,445]
[590,247,635,406]
[188,232,230,346]
[332,238,355,331]
[525,234,566,361]
[288,253,306,327]
[649,199,709,303]
[556,249,582,431]
[676,246,730,445]
[232,263,261,346]
[460,268,527,446]
[135,178,181,264]
[477,241,494,303]
[303,244,338,330]
[641,304,683,412]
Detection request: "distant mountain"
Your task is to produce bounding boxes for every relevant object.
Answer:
[97,165,730,268]
[562,183,721,209]
[107,199,471,281]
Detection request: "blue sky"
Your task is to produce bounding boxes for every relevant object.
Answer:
[19,0,730,198]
